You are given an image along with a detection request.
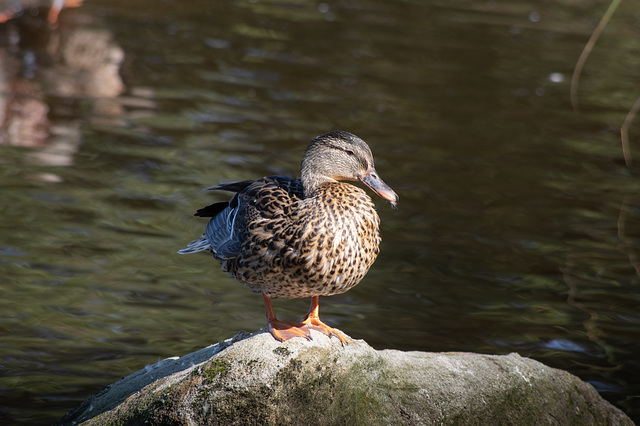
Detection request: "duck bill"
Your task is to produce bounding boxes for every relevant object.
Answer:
[358,168,399,205]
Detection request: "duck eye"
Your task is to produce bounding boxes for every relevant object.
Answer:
[345,150,354,156]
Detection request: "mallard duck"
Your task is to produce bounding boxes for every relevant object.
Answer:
[179,131,398,344]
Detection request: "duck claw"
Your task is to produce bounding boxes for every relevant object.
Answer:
[302,316,347,345]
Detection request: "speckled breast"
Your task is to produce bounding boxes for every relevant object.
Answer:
[224,181,382,299]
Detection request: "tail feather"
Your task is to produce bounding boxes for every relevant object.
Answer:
[177,235,211,254]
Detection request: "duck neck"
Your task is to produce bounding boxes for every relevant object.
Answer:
[300,143,342,198]
[301,172,335,198]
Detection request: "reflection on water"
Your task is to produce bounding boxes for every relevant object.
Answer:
[0,0,123,184]
[1,0,639,423]
[0,1,83,26]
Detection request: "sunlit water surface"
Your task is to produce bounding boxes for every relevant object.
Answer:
[1,0,639,423]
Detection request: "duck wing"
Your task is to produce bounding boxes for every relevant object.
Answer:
[177,180,254,255]
[178,177,303,259]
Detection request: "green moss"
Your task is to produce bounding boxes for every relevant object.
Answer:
[201,359,231,385]
[273,346,292,357]
[337,356,398,425]
[266,350,403,425]
[191,386,273,424]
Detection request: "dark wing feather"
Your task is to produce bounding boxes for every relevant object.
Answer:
[204,204,241,259]
[179,176,303,258]
[195,179,255,217]
[204,180,255,192]
[266,176,304,198]
[195,201,229,218]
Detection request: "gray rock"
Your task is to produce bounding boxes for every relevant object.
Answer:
[58,329,633,425]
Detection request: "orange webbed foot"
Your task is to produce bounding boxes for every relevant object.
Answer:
[263,293,312,342]
[268,320,312,342]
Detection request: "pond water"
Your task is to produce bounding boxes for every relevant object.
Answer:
[1,0,639,423]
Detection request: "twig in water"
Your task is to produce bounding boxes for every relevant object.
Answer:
[570,0,622,111]
[620,95,640,167]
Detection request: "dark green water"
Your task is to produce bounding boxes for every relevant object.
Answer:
[1,0,639,423]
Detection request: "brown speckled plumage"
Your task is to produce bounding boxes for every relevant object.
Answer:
[179,130,398,343]
[222,177,380,298]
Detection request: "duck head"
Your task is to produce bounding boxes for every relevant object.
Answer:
[301,130,399,206]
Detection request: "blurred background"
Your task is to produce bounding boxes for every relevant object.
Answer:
[0,0,639,423]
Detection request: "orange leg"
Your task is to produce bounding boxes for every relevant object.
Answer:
[47,0,83,26]
[47,0,64,25]
[263,293,311,342]
[302,296,347,345]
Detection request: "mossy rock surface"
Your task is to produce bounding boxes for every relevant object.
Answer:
[58,330,632,425]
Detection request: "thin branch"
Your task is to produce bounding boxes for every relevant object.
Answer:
[570,0,622,111]
[620,95,640,167]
